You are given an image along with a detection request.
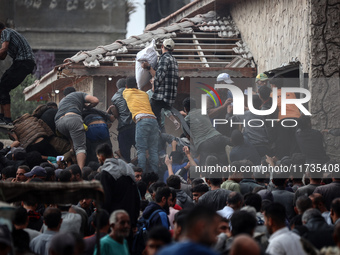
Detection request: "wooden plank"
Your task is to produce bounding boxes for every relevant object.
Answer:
[115,54,236,58]
[112,60,230,64]
[173,37,239,41]
[192,34,209,68]
[174,43,236,46]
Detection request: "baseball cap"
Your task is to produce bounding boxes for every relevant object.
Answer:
[0,225,11,247]
[24,166,47,178]
[163,38,175,50]
[217,73,234,84]
[255,73,268,82]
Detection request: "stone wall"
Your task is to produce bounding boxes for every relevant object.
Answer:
[309,0,340,158]
[74,77,93,96]
[229,0,340,157]
[229,0,311,73]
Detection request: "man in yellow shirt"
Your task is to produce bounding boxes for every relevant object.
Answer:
[123,76,159,174]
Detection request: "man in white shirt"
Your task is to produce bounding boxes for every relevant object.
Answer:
[217,192,243,220]
[264,202,307,255]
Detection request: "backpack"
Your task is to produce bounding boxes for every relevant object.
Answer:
[132,209,163,255]
[32,104,48,118]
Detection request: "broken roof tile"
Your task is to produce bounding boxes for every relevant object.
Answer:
[62,10,252,70]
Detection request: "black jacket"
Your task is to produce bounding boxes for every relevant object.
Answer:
[100,170,140,227]
[295,128,330,164]
[295,216,335,250]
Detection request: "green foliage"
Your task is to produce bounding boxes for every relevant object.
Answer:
[126,0,137,27]
[0,74,45,139]
[10,74,46,120]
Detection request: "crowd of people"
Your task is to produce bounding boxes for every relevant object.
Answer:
[1,22,340,255]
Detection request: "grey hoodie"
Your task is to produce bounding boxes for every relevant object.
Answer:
[176,189,194,209]
[101,158,136,181]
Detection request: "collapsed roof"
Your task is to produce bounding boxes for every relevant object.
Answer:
[66,11,254,69]
[24,9,256,101]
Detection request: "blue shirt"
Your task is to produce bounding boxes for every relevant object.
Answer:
[163,162,188,182]
[142,202,170,230]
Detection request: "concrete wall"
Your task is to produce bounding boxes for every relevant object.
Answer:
[0,0,14,25]
[2,0,127,51]
[74,77,93,95]
[229,0,311,74]
[229,0,340,157]
[54,77,93,106]
[309,0,340,158]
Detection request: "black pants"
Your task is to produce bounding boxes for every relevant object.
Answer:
[198,135,231,167]
[150,98,172,129]
[118,125,136,162]
[0,59,35,105]
[26,138,58,157]
[254,145,272,158]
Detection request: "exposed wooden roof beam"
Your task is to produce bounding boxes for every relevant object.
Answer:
[192,34,209,67]
[115,54,236,58]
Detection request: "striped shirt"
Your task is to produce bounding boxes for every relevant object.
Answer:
[152,51,178,104]
[1,28,35,61]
